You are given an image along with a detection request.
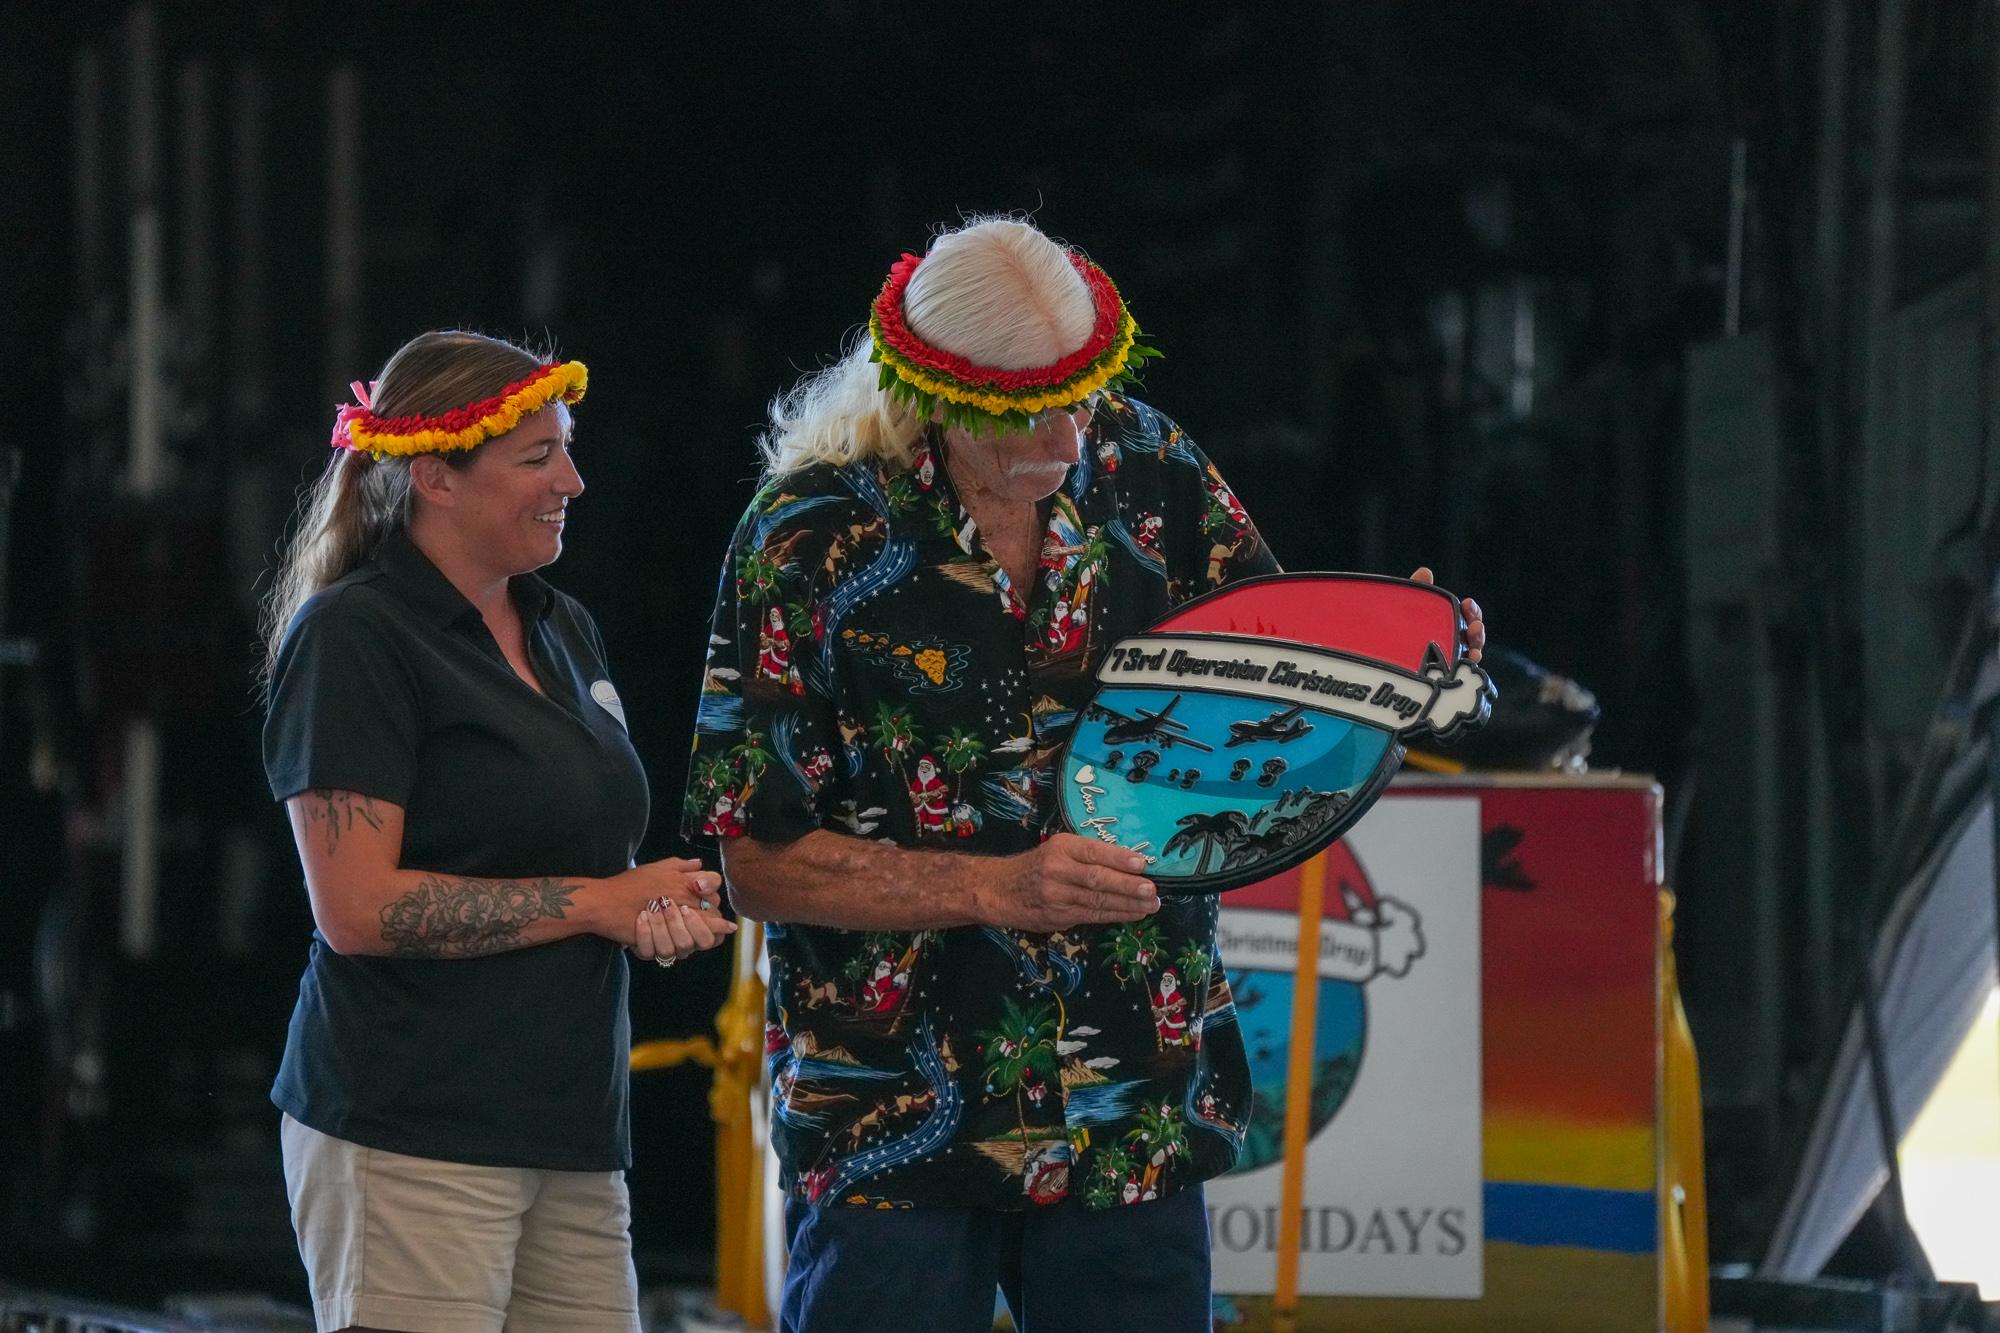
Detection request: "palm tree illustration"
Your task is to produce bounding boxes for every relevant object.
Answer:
[1202,484,1239,540]
[869,703,919,785]
[878,931,927,1033]
[1076,529,1111,576]
[729,730,772,788]
[1221,824,1292,872]
[786,601,815,640]
[1104,921,1166,1049]
[1126,1099,1188,1193]
[686,754,734,820]
[736,547,782,605]
[1163,809,1251,874]
[979,997,1059,1151]
[1085,1143,1136,1208]
[1074,532,1111,605]
[839,951,871,1001]
[937,727,987,815]
[930,496,962,541]
[841,930,903,1009]
[1069,529,1112,653]
[1175,939,1213,990]
[884,474,920,515]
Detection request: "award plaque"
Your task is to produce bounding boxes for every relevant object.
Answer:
[1056,574,1494,893]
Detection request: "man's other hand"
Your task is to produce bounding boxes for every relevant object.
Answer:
[1410,566,1485,662]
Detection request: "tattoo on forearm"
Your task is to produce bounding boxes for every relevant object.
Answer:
[377,875,579,959]
[305,789,384,857]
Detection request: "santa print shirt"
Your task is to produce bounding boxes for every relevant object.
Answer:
[685,394,1279,1211]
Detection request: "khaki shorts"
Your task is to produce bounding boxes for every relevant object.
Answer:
[280,1114,641,1333]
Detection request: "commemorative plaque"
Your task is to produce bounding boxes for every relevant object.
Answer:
[1057,574,1494,893]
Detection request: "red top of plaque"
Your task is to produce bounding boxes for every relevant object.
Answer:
[1153,574,1464,676]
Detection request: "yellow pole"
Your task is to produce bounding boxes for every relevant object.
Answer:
[1272,852,1327,1332]
[709,920,770,1328]
[627,920,770,1328]
[1660,891,1710,1333]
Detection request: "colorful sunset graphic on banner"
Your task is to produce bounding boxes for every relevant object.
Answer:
[1213,780,1664,1331]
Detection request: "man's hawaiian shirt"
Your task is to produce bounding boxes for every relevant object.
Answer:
[685,393,1279,1210]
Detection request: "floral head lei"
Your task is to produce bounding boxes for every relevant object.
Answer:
[330,360,588,459]
[868,249,1159,435]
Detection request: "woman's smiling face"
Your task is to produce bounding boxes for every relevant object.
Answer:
[450,402,582,574]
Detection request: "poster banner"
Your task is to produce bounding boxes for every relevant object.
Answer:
[1206,796,1484,1299]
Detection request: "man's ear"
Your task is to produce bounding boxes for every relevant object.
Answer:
[409,454,457,507]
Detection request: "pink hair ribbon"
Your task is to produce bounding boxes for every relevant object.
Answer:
[330,380,379,451]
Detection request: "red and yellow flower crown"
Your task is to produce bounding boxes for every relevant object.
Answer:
[331,360,588,458]
[868,249,1158,434]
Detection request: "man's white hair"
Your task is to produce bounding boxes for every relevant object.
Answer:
[758,217,1100,475]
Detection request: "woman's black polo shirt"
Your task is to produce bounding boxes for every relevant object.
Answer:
[263,530,649,1171]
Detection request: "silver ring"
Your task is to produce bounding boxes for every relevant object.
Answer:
[654,955,677,969]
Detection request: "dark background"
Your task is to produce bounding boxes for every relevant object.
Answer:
[2,0,1990,1313]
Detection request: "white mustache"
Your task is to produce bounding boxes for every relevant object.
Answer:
[1006,460,1071,478]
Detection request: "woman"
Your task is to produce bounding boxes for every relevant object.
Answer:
[260,329,731,1333]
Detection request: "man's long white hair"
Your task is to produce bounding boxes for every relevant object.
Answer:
[758,217,1100,476]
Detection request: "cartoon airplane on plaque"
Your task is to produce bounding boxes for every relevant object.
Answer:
[1224,702,1315,747]
[1085,694,1215,752]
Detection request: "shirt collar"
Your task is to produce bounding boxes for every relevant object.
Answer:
[376,529,557,627]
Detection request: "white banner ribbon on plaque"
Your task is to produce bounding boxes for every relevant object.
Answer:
[1095,632,1488,738]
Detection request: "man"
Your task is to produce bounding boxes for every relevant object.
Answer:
[686,218,1483,1331]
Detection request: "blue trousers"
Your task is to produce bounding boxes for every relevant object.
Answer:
[781,1186,1211,1333]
